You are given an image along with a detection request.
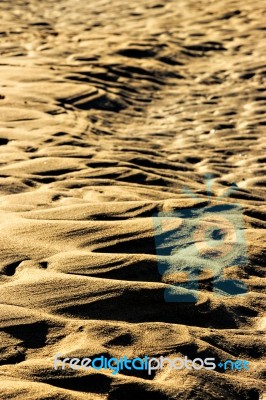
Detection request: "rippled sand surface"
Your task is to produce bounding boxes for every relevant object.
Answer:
[0,0,265,399]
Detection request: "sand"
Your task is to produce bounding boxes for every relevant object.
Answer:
[0,0,265,399]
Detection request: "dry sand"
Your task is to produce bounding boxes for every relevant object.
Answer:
[0,0,265,399]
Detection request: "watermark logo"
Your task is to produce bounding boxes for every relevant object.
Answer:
[153,175,248,302]
[53,354,250,375]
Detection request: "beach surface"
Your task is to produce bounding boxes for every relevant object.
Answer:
[0,0,265,399]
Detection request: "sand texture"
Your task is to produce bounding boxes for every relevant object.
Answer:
[0,0,265,399]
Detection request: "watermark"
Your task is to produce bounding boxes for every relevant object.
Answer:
[153,175,248,302]
[53,354,249,375]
